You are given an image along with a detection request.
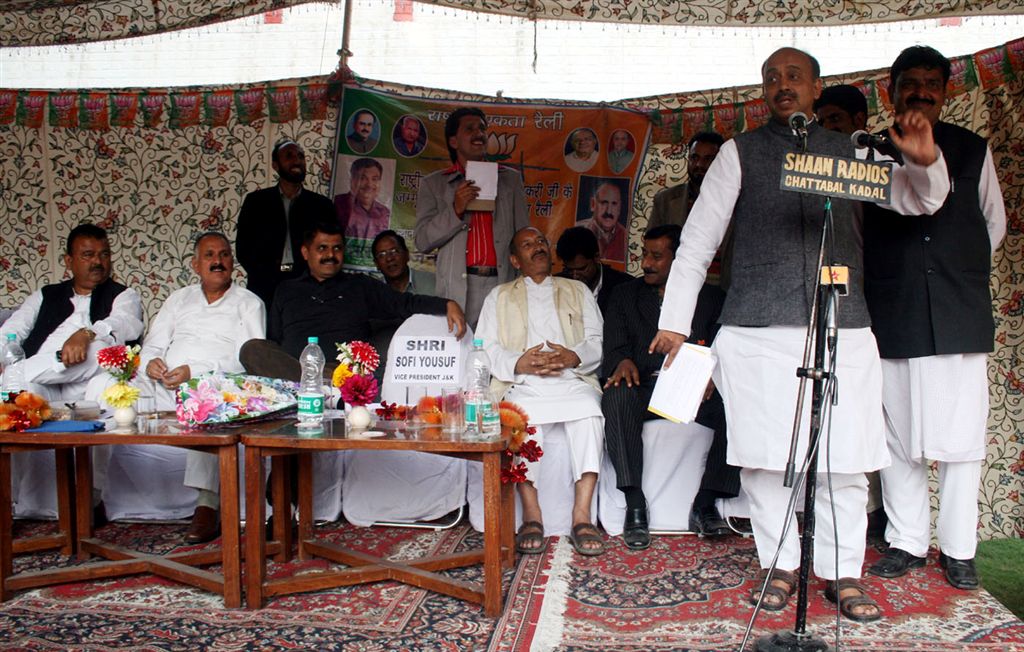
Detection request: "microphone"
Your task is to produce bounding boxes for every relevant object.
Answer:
[788,112,809,136]
[851,130,891,150]
[850,129,904,164]
[789,112,808,152]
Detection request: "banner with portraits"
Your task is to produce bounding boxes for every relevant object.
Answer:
[330,87,651,272]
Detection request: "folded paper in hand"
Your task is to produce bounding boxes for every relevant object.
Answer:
[647,343,716,423]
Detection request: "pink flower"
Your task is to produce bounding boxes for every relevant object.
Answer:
[340,374,378,407]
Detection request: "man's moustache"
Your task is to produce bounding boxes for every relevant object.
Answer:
[774,91,797,103]
[642,269,657,275]
[319,257,339,265]
[89,266,105,272]
[531,251,548,260]
[209,265,227,272]
[908,97,935,106]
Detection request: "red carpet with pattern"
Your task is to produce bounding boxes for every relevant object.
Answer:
[2,519,1022,651]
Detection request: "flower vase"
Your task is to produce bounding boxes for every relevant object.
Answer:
[346,405,373,429]
[113,405,137,429]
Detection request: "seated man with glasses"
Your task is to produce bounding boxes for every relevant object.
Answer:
[369,230,438,378]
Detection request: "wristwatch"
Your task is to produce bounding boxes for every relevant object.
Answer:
[80,328,97,341]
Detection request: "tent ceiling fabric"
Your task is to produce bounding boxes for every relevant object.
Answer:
[0,0,327,47]
[419,0,1020,26]
[1,0,1022,46]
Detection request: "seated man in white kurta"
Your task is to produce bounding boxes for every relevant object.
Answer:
[133,232,264,543]
[476,227,606,556]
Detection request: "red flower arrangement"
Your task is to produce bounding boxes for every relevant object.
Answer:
[96,344,141,383]
[333,340,380,407]
[497,400,542,485]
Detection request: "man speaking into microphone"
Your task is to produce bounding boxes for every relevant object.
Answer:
[649,47,950,621]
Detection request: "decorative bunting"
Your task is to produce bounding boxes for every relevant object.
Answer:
[140,91,166,128]
[975,47,1014,89]
[300,84,328,121]
[0,89,15,125]
[2,40,1022,133]
[169,92,201,129]
[235,88,265,124]
[17,91,46,128]
[80,92,110,130]
[49,91,79,128]
[268,86,298,123]
[947,55,979,97]
[110,92,138,127]
[203,90,234,127]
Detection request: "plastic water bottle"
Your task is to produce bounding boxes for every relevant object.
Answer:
[1,333,26,402]
[296,336,325,428]
[464,339,499,438]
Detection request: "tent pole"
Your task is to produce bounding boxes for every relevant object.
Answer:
[339,0,354,70]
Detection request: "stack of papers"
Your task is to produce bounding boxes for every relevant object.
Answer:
[647,343,716,424]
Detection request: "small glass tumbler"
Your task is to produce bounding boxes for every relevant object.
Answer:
[440,386,465,435]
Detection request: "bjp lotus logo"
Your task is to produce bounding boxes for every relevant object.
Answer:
[486,132,517,161]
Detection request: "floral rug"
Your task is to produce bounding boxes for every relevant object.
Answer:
[3,520,1023,651]
[488,534,1024,651]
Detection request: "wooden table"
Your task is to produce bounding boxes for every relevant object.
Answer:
[242,419,515,615]
[0,419,246,607]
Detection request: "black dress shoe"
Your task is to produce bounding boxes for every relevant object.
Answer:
[184,506,220,544]
[689,504,729,537]
[622,507,650,550]
[867,547,926,578]
[939,552,979,590]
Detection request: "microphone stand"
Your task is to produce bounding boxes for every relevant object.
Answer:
[757,184,839,652]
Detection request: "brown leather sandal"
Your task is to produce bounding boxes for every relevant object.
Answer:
[515,520,548,555]
[748,568,797,611]
[825,578,883,623]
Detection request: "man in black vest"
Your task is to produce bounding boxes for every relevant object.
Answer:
[1,223,143,401]
[2,223,143,526]
[865,46,1006,591]
[235,138,335,307]
[602,224,738,549]
[650,47,949,621]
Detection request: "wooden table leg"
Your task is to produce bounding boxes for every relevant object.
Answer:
[481,450,504,617]
[244,445,266,609]
[73,447,92,561]
[501,474,515,568]
[53,448,75,556]
[218,444,241,608]
[270,454,291,562]
[1,451,13,601]
[296,452,313,561]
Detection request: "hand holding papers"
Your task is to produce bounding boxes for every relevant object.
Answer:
[647,343,716,424]
[465,161,498,211]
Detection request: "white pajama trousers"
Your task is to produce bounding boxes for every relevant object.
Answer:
[742,468,868,580]
[879,355,987,560]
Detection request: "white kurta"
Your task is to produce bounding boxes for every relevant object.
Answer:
[659,137,950,473]
[1,287,143,400]
[135,283,266,410]
[475,276,604,483]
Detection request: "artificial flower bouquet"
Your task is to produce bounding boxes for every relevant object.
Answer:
[0,391,51,432]
[97,344,142,408]
[332,340,380,407]
[499,401,543,484]
[176,373,298,428]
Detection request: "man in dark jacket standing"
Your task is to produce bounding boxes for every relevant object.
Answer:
[235,138,335,307]
[865,46,1006,591]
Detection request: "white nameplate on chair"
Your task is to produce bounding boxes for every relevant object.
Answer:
[389,335,462,384]
[647,343,716,424]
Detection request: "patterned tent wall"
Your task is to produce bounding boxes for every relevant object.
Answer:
[0,40,1020,540]
[1,0,1022,46]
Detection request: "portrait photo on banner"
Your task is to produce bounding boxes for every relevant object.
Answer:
[332,154,397,271]
[392,114,428,158]
[574,175,631,264]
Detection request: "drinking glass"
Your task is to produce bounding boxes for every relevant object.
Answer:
[440,386,464,435]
